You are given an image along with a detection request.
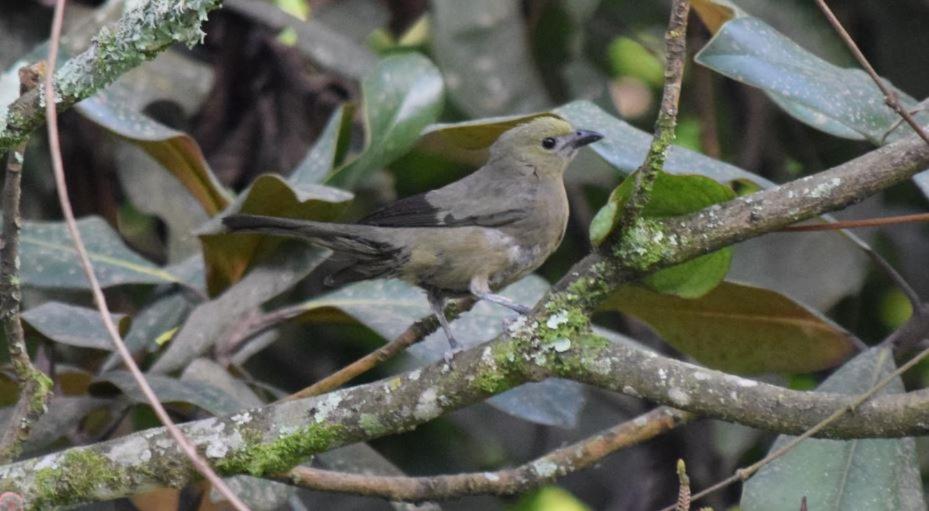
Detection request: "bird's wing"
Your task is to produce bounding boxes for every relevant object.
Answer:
[358,191,526,228]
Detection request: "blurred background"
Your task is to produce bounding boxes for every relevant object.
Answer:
[2,0,929,509]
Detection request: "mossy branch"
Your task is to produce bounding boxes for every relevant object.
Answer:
[0,0,223,150]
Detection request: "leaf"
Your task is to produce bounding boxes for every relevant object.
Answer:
[691,0,744,34]
[21,302,129,350]
[92,371,243,417]
[20,216,181,289]
[555,100,770,186]
[591,171,735,298]
[149,240,330,374]
[289,104,354,188]
[741,348,925,510]
[297,276,586,427]
[101,292,195,372]
[602,281,857,374]
[0,396,110,455]
[430,0,550,118]
[695,16,928,144]
[326,53,444,188]
[198,175,352,294]
[75,85,231,216]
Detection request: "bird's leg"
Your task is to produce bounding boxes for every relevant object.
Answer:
[469,277,532,315]
[427,290,461,361]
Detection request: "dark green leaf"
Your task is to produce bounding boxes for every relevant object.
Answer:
[430,0,550,117]
[602,281,857,374]
[326,53,444,189]
[742,348,925,510]
[591,171,735,298]
[290,104,354,187]
[20,217,181,289]
[22,302,129,350]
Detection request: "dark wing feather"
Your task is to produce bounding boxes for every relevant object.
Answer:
[359,192,525,228]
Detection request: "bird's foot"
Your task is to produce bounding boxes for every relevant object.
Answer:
[443,346,464,365]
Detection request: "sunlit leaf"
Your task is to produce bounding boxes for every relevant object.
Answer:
[430,0,550,117]
[296,276,586,427]
[326,53,444,188]
[603,281,857,374]
[591,171,735,298]
[742,348,925,510]
[20,216,181,289]
[22,302,129,350]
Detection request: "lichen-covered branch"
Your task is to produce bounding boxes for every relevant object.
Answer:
[0,0,223,150]
[619,0,690,229]
[280,407,691,500]
[0,66,53,464]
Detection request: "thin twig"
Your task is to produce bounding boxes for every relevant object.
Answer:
[664,343,929,510]
[0,65,53,463]
[675,459,691,511]
[284,298,477,401]
[43,1,248,509]
[781,213,929,232]
[814,0,929,148]
[279,407,691,500]
[618,0,690,230]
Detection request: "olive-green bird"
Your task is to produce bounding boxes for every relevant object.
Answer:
[223,117,603,350]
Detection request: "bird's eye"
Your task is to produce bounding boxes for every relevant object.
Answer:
[541,137,556,150]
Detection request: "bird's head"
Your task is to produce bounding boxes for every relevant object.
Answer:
[489,116,603,177]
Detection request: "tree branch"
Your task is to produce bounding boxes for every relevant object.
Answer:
[0,0,223,150]
[0,65,53,464]
[279,407,691,500]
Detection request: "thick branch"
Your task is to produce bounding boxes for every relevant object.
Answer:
[0,0,223,150]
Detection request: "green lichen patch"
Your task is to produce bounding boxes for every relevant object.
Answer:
[215,423,347,476]
[32,450,129,509]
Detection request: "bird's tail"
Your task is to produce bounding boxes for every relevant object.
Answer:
[222,214,391,257]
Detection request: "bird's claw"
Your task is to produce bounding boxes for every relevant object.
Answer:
[443,346,463,365]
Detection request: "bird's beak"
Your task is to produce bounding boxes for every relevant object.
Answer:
[568,129,604,149]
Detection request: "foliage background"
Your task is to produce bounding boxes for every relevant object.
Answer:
[1,0,929,509]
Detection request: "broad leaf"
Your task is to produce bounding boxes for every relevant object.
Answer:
[695,17,928,144]
[297,276,586,427]
[603,281,857,374]
[327,53,444,188]
[591,171,735,298]
[0,396,110,455]
[742,348,925,510]
[92,371,242,417]
[102,292,195,372]
[150,240,330,374]
[22,302,129,350]
[430,0,550,117]
[20,216,181,289]
[289,104,354,187]
[76,85,231,216]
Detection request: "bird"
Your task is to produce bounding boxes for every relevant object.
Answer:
[223,116,603,352]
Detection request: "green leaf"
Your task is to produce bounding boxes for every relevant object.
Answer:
[20,216,181,289]
[101,292,194,372]
[695,17,928,144]
[741,348,925,510]
[75,85,231,216]
[21,302,129,351]
[607,37,664,85]
[591,171,735,298]
[431,0,550,118]
[602,281,857,374]
[290,104,354,188]
[198,175,352,294]
[92,371,243,417]
[510,486,591,511]
[296,276,586,427]
[150,240,329,374]
[326,53,444,188]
